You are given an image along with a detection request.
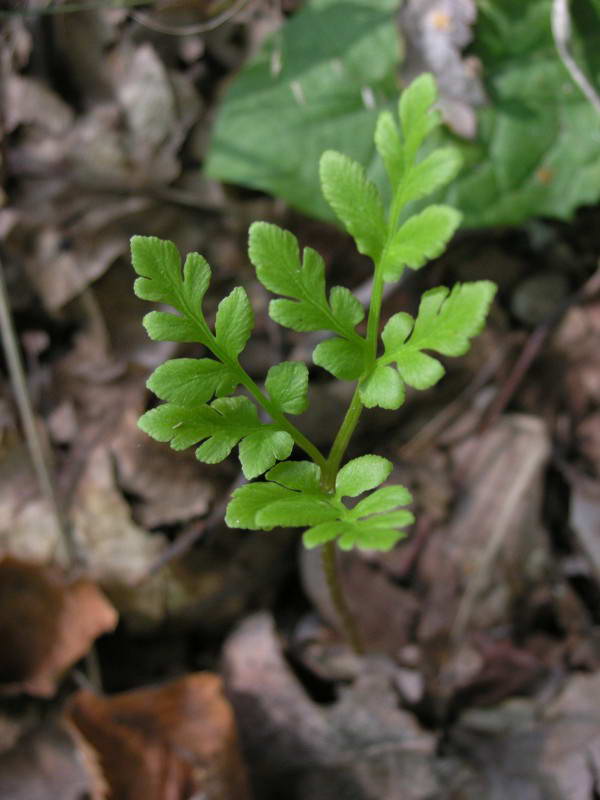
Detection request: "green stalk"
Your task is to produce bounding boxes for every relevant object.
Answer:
[365,270,385,364]
[180,296,327,470]
[321,540,364,655]
[316,185,408,654]
[237,372,326,470]
[321,387,363,492]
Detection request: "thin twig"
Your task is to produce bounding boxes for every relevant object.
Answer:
[552,0,600,115]
[0,0,150,17]
[477,325,550,433]
[478,265,600,433]
[321,541,364,655]
[398,344,509,460]
[133,521,206,583]
[0,259,107,689]
[0,258,78,564]
[132,0,251,36]
[133,471,247,582]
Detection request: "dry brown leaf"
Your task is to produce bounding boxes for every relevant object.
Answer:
[224,613,440,800]
[68,673,252,800]
[544,670,600,794]
[569,482,600,585]
[0,557,117,697]
[111,404,216,529]
[300,546,419,655]
[419,414,551,645]
[5,74,74,135]
[554,300,600,417]
[452,671,600,798]
[0,439,63,564]
[71,446,167,587]
[0,720,106,800]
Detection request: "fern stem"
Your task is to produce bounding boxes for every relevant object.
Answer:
[321,541,364,655]
[365,270,385,364]
[194,321,327,470]
[238,373,326,469]
[317,387,365,653]
[321,386,363,491]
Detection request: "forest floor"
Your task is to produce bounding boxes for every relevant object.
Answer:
[2,5,600,799]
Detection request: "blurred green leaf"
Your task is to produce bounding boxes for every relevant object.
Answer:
[206,0,600,227]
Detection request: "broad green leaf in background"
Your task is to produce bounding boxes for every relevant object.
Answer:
[205,0,401,221]
[206,0,600,227]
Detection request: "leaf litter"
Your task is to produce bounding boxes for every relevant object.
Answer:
[3,3,600,798]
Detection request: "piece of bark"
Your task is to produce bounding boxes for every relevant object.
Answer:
[68,673,252,800]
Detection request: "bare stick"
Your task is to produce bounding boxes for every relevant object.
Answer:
[132,0,251,36]
[552,0,600,115]
[0,259,105,688]
[0,259,78,564]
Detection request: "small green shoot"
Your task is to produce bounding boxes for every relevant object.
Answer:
[131,74,496,647]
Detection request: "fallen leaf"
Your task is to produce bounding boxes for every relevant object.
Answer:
[554,300,600,417]
[5,74,74,135]
[68,673,252,800]
[111,404,216,529]
[419,414,551,645]
[451,671,600,798]
[300,546,419,654]
[0,720,105,800]
[71,447,167,588]
[223,612,439,799]
[0,440,63,565]
[0,557,117,697]
[569,482,600,585]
